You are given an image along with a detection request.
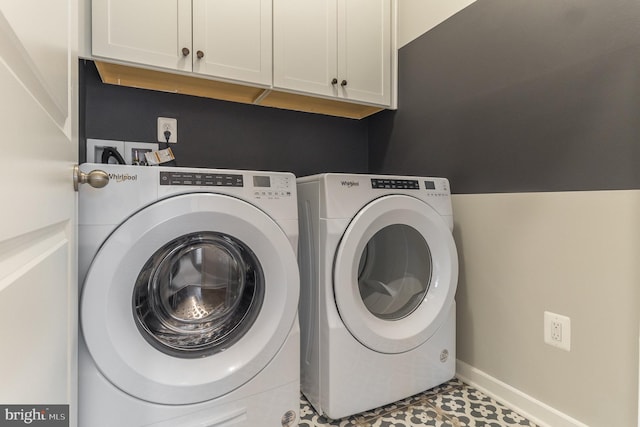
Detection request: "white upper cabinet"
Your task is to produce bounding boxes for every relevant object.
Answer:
[92,0,272,85]
[92,0,192,72]
[338,0,391,106]
[274,0,393,106]
[273,1,337,99]
[91,0,396,115]
[192,0,272,85]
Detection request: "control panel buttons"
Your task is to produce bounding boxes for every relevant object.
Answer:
[160,172,243,187]
[371,178,420,190]
[159,171,293,200]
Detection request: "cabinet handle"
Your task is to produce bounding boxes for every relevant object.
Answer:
[182,47,190,56]
[196,50,204,59]
[331,78,338,85]
[341,80,348,87]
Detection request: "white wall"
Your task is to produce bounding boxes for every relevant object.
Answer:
[452,190,640,426]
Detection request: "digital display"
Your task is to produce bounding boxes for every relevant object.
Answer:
[253,176,271,188]
[424,181,436,190]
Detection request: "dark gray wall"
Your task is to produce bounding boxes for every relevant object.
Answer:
[83,0,640,192]
[80,60,368,176]
[369,0,640,193]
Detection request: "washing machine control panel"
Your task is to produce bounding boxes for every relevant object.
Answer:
[424,179,450,195]
[160,171,243,187]
[158,170,293,201]
[252,175,294,200]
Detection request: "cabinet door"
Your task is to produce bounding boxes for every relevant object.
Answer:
[92,0,192,72]
[338,0,391,105]
[273,0,337,97]
[193,0,272,86]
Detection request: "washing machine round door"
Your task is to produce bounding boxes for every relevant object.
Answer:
[333,194,458,354]
[81,193,299,405]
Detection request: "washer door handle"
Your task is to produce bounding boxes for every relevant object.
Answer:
[74,165,109,191]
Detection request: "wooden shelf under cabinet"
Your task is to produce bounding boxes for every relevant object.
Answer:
[94,61,383,120]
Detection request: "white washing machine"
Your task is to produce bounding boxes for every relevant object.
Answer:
[297,173,458,419]
[78,164,300,427]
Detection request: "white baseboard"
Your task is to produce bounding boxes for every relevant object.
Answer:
[456,360,589,427]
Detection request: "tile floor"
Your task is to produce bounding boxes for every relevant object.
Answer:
[299,378,539,427]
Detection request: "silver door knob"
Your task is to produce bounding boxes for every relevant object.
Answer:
[73,165,109,191]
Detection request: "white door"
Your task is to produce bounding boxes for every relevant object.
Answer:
[92,0,192,72]
[333,195,458,354]
[193,0,272,86]
[0,0,78,425]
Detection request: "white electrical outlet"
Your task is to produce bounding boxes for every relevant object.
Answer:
[157,117,178,143]
[544,311,571,351]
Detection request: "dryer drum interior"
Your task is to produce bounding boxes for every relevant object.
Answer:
[357,224,432,321]
[133,231,265,358]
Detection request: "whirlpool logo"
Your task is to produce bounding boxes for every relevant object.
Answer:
[340,180,360,188]
[108,173,138,183]
[1,405,68,426]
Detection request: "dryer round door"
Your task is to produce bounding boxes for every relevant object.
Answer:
[81,193,299,405]
[333,194,458,354]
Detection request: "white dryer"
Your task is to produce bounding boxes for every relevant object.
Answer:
[78,164,300,427]
[297,173,458,419]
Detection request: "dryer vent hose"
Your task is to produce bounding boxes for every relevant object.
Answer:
[101,146,126,165]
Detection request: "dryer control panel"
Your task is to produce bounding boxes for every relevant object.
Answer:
[370,177,449,195]
[300,173,453,220]
[371,178,419,190]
